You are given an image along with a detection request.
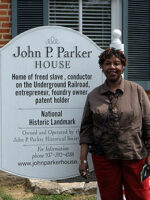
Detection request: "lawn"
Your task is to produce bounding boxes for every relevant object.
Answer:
[0,185,97,200]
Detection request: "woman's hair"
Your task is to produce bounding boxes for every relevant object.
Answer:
[98,48,127,68]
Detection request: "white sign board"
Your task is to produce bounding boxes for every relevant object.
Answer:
[0,26,103,180]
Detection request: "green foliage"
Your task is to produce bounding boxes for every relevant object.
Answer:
[0,189,96,200]
[28,194,71,200]
[0,190,16,200]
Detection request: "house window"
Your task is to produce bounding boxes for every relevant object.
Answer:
[12,0,111,49]
[48,0,111,49]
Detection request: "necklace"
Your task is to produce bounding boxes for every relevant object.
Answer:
[106,90,121,129]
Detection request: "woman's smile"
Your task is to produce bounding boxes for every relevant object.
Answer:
[102,55,123,82]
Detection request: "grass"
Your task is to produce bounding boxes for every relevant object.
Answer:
[0,190,16,200]
[0,185,96,200]
[27,194,71,200]
[0,190,97,200]
[27,195,96,200]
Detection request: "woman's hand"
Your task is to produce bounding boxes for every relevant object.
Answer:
[79,161,89,179]
[146,152,150,166]
[79,144,89,179]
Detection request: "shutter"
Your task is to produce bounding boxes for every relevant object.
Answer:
[48,0,79,31]
[12,0,48,37]
[17,0,43,34]
[128,0,150,83]
[82,0,111,49]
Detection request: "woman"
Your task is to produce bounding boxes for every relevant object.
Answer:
[79,48,150,200]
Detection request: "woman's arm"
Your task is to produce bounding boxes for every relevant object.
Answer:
[145,139,150,166]
[79,97,93,178]
[80,143,88,162]
[79,144,89,179]
[138,86,150,164]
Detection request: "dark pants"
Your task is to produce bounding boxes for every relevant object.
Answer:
[92,154,150,200]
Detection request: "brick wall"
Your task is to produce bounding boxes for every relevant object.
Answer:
[0,0,11,48]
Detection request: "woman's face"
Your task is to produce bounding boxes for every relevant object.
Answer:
[102,55,123,82]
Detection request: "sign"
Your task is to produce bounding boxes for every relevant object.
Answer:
[0,26,104,180]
